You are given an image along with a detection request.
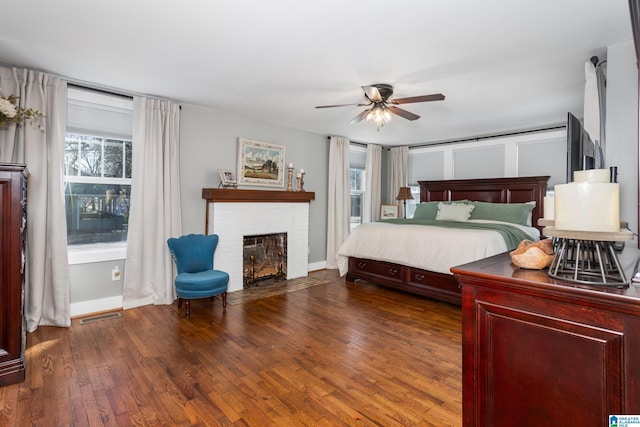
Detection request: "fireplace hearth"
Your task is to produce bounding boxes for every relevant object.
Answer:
[243,232,287,288]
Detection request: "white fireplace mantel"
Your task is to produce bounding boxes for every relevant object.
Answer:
[202,189,315,292]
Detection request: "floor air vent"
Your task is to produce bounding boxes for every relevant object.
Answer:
[79,311,122,325]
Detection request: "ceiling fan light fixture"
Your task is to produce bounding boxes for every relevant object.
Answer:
[364,104,392,129]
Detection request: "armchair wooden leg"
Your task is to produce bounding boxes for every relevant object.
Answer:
[184,300,190,317]
[222,292,227,308]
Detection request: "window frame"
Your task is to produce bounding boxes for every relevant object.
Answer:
[64,133,132,254]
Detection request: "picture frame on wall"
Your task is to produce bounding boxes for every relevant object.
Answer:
[237,138,286,187]
[218,169,237,187]
[380,204,399,219]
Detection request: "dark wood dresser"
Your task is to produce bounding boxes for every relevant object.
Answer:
[0,163,27,386]
[452,251,640,427]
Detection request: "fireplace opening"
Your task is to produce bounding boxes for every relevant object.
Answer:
[243,232,287,288]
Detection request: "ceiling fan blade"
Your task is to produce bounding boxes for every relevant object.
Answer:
[349,110,369,124]
[387,106,420,121]
[391,93,445,105]
[315,102,365,109]
[362,85,383,102]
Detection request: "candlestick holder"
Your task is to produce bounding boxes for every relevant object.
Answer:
[287,166,294,191]
[298,172,305,192]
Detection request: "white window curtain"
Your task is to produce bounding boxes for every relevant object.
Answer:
[123,97,182,309]
[389,146,409,218]
[363,144,382,223]
[326,136,351,269]
[583,58,606,168]
[0,66,70,332]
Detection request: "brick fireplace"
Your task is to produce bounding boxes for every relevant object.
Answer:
[202,188,315,292]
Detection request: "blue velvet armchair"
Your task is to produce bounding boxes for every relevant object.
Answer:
[167,234,229,316]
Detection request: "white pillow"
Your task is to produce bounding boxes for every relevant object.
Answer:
[526,201,536,226]
[436,202,475,222]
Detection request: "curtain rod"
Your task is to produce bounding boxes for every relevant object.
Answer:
[326,136,367,148]
[68,83,133,100]
[327,125,565,150]
[407,125,565,149]
[68,82,182,109]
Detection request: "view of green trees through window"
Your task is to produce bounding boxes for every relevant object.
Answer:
[64,134,132,245]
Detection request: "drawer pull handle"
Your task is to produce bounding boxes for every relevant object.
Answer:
[357,262,366,268]
[415,274,425,280]
[389,269,398,275]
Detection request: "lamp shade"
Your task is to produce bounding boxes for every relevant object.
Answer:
[396,187,414,201]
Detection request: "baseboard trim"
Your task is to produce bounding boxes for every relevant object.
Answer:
[70,261,328,317]
[70,296,123,318]
[308,261,326,272]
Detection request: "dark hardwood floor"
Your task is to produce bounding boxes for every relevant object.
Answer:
[0,269,462,426]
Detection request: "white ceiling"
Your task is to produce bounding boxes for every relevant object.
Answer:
[0,1,633,146]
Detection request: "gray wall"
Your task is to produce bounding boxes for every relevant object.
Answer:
[179,104,328,263]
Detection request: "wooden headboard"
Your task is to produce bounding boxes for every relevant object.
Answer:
[418,176,550,234]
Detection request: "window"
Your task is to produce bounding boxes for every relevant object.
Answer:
[404,185,420,219]
[64,134,131,245]
[350,168,365,230]
[349,144,367,230]
[65,87,133,247]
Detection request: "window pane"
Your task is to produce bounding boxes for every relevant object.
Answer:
[350,169,365,191]
[350,193,363,231]
[104,139,125,178]
[124,141,132,179]
[65,183,130,245]
[65,139,79,176]
[79,139,102,177]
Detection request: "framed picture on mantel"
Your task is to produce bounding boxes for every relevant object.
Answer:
[218,169,237,188]
[237,138,285,188]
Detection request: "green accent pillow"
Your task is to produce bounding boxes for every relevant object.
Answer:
[412,200,470,220]
[468,201,535,226]
[412,201,440,220]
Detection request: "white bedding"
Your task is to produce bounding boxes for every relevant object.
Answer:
[336,220,540,276]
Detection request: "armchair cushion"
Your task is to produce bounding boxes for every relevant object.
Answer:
[175,270,229,299]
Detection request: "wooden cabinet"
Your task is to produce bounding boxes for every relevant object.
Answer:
[0,163,27,386]
[452,252,640,427]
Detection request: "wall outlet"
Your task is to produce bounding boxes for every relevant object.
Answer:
[112,266,121,281]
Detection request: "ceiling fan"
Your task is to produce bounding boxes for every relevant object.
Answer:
[315,83,445,129]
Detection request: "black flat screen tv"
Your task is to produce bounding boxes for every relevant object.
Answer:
[566,112,595,182]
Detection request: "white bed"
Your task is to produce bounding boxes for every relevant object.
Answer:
[337,219,540,276]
